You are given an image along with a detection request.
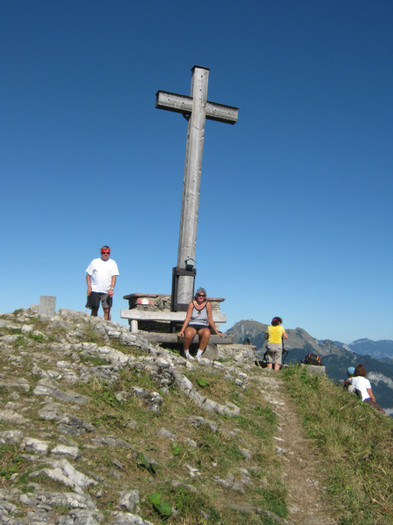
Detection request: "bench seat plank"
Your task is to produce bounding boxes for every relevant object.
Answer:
[136,332,233,344]
[120,309,226,323]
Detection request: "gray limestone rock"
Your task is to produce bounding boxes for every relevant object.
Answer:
[56,509,103,524]
[19,491,98,511]
[300,363,327,376]
[156,427,178,440]
[131,386,163,413]
[116,489,140,512]
[188,416,218,432]
[33,378,90,405]
[107,512,154,525]
[38,404,95,436]
[0,334,22,344]
[91,436,134,449]
[21,437,50,455]
[57,415,95,437]
[0,409,28,425]
[0,430,23,444]
[0,500,18,516]
[0,377,30,393]
[29,458,98,494]
[51,444,81,460]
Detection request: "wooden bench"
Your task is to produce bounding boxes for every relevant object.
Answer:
[121,309,227,332]
[121,293,233,346]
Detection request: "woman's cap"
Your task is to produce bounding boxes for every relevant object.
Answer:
[347,366,355,375]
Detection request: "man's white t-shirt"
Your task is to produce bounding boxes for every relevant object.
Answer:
[86,258,119,293]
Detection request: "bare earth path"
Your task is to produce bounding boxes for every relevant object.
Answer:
[255,368,339,525]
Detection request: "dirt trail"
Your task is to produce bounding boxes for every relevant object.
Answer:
[255,368,338,525]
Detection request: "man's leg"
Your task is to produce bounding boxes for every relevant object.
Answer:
[89,292,100,317]
[102,294,112,321]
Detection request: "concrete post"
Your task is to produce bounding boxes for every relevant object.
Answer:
[38,296,56,317]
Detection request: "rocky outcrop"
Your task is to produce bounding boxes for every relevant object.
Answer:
[0,307,259,524]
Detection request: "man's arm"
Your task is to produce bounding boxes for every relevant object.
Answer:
[108,276,117,297]
[86,274,92,296]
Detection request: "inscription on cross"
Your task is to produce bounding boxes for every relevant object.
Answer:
[156,66,238,310]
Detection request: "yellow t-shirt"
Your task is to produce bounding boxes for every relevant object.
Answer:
[267,325,285,344]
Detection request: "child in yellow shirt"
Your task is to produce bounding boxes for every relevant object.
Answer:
[265,316,288,371]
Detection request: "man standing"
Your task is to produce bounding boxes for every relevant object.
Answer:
[86,245,119,320]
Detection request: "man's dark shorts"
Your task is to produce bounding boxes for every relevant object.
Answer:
[86,292,112,310]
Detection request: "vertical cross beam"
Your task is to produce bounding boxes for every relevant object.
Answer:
[156,66,238,309]
[176,66,207,306]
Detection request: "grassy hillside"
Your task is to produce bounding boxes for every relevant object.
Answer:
[228,320,393,414]
[0,308,392,524]
[283,365,393,524]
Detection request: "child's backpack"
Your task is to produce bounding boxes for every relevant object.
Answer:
[302,352,322,366]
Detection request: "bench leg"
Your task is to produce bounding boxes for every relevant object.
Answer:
[131,320,139,333]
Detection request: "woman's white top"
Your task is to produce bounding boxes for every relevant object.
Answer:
[351,376,372,401]
[190,304,209,326]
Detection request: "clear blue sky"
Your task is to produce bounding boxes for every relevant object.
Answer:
[2,0,392,343]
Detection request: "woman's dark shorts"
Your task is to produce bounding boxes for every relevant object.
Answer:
[188,324,210,332]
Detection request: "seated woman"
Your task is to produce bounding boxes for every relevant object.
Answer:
[177,288,222,359]
[350,364,386,414]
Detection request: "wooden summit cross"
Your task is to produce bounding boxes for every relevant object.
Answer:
[156,65,238,310]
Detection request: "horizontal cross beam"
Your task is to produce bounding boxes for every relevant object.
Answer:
[156,90,238,125]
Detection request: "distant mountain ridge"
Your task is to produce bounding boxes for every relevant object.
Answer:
[226,320,393,415]
[334,338,393,359]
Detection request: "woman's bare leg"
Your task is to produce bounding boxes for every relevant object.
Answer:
[197,328,211,352]
[183,327,197,352]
